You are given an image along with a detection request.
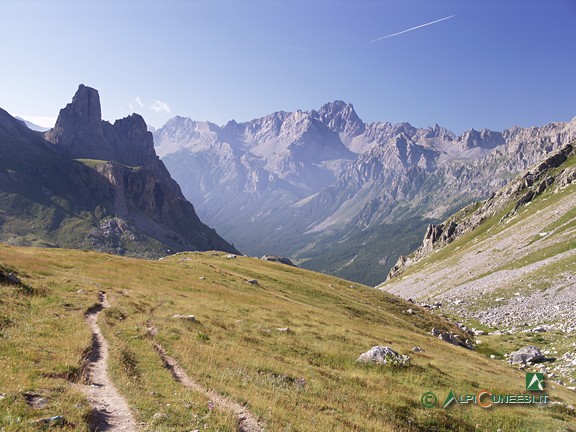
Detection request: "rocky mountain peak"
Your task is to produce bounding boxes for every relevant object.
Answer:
[422,124,455,141]
[45,84,163,173]
[45,84,106,158]
[0,86,239,256]
[314,100,365,136]
[112,113,156,165]
[55,84,102,130]
[114,112,148,133]
[458,128,505,150]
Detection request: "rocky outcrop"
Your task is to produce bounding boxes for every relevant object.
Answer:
[261,255,296,266]
[45,84,171,182]
[45,84,105,158]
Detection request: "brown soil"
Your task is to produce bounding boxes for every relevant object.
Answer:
[80,292,137,431]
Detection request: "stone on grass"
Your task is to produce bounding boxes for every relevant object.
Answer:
[508,346,546,364]
[7,273,21,284]
[261,254,296,266]
[431,328,475,350]
[356,346,410,367]
[23,393,47,409]
[34,416,65,426]
[246,279,259,286]
[172,314,196,322]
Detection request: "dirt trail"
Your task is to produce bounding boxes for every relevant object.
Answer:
[149,325,264,432]
[81,292,137,431]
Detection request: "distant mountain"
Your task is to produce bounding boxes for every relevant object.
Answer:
[155,102,576,285]
[15,116,50,132]
[0,84,237,256]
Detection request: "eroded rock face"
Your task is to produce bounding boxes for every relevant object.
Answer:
[45,84,105,158]
[45,85,165,178]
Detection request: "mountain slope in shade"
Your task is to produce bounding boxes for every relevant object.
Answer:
[0,85,237,256]
[156,100,576,285]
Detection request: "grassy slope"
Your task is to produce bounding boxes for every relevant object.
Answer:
[0,131,106,251]
[382,160,576,294]
[0,245,575,431]
[380,152,576,390]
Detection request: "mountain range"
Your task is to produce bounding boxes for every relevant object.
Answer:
[0,84,237,256]
[2,87,575,286]
[154,102,576,285]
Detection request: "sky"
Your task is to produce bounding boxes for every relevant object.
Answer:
[0,0,575,134]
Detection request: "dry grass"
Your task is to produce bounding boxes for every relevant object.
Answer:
[0,245,575,431]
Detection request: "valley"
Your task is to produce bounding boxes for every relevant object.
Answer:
[154,103,576,285]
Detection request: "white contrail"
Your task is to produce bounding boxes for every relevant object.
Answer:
[370,15,455,43]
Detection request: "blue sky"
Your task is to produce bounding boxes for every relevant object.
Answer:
[1,0,574,133]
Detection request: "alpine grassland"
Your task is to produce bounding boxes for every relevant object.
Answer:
[0,244,575,431]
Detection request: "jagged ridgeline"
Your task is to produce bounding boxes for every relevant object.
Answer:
[0,84,238,257]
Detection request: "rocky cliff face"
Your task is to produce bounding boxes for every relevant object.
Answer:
[46,84,173,183]
[0,85,237,256]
